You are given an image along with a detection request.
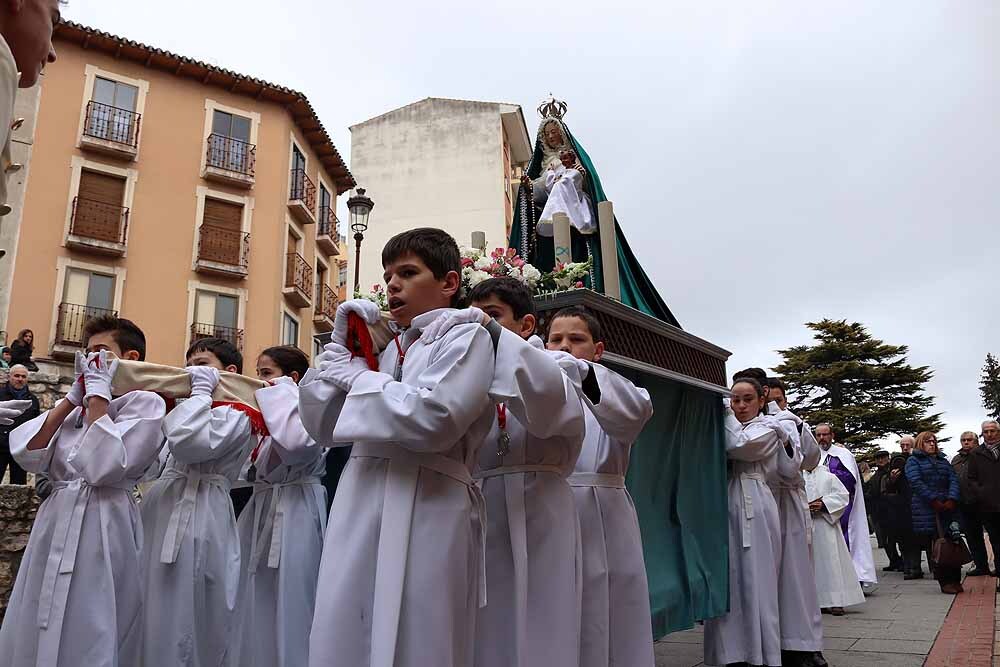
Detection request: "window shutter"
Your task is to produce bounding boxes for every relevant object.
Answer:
[203,198,243,230]
[78,170,126,205]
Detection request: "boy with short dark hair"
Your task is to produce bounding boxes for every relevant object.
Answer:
[421,276,586,667]
[139,337,255,667]
[546,306,656,667]
[0,315,165,666]
[299,227,497,667]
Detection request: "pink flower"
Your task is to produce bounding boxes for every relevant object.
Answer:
[574,281,584,288]
[461,257,474,268]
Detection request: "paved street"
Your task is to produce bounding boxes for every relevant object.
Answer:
[655,538,995,666]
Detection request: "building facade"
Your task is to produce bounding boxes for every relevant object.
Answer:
[2,22,354,369]
[347,97,531,295]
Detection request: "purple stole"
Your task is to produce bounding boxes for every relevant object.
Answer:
[825,454,856,549]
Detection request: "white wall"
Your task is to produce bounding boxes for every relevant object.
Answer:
[347,98,514,295]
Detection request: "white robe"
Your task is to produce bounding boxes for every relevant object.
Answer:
[568,363,655,667]
[537,164,595,237]
[766,408,824,652]
[299,308,496,667]
[704,413,782,667]
[474,332,584,667]
[139,397,254,667]
[821,443,877,584]
[233,381,327,667]
[0,392,166,667]
[804,467,865,608]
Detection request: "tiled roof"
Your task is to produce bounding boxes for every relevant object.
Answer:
[55,21,356,194]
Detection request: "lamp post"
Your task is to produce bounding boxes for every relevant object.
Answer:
[346,187,374,295]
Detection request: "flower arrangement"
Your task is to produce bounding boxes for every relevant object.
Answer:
[354,284,389,311]
[537,258,593,294]
[460,246,542,293]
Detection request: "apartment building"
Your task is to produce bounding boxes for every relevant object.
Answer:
[3,22,355,370]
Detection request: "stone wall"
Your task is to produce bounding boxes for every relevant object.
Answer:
[0,365,73,410]
[0,484,39,624]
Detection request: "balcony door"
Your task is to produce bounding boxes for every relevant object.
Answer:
[201,198,243,266]
[89,76,138,144]
[290,145,306,198]
[210,110,252,173]
[61,269,115,345]
[76,170,126,241]
[194,291,239,345]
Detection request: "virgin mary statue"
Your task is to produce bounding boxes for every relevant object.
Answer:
[509,98,677,325]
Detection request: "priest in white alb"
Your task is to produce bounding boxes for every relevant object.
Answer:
[804,463,865,613]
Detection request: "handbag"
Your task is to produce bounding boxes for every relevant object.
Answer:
[932,511,973,568]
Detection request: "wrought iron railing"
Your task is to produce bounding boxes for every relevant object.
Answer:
[315,283,337,319]
[289,168,316,212]
[83,100,140,147]
[190,322,244,351]
[69,196,129,245]
[285,252,313,299]
[197,225,250,269]
[55,303,117,347]
[318,205,338,237]
[206,134,256,176]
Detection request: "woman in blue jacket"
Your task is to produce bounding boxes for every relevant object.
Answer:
[904,432,963,593]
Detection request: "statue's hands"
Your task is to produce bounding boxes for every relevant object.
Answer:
[520,173,531,186]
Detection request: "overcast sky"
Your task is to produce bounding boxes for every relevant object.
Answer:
[68,1,1000,455]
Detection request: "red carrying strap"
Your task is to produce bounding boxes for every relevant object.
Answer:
[346,311,380,371]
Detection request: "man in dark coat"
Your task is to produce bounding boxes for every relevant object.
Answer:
[953,431,991,576]
[966,420,1000,575]
[0,364,40,484]
[870,450,901,570]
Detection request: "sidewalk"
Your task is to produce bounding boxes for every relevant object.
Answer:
[655,538,995,666]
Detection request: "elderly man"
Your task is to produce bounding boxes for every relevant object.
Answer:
[953,431,991,576]
[816,424,877,588]
[0,364,39,483]
[966,420,1000,575]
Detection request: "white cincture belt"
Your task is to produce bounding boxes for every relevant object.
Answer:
[158,468,233,564]
[739,472,766,548]
[567,472,626,488]
[351,442,487,667]
[38,477,135,629]
[475,463,564,480]
[248,475,322,572]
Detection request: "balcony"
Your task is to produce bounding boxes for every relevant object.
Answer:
[287,168,316,225]
[195,225,250,278]
[190,322,244,351]
[53,303,117,359]
[283,252,313,307]
[313,283,338,332]
[203,134,256,188]
[80,101,140,160]
[65,197,129,256]
[316,205,341,256]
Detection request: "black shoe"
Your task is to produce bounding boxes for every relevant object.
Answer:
[812,653,829,667]
[883,564,900,572]
[968,567,990,577]
[903,572,923,580]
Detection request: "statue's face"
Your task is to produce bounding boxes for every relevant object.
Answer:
[543,122,564,149]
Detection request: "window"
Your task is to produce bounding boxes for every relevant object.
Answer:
[338,265,348,287]
[199,198,244,265]
[318,183,333,231]
[87,76,139,144]
[282,312,299,346]
[72,169,127,242]
[192,291,240,347]
[57,269,115,345]
[209,110,253,173]
[316,263,328,300]
[292,144,306,173]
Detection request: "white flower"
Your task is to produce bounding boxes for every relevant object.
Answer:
[521,264,541,285]
[464,268,492,287]
[474,256,492,271]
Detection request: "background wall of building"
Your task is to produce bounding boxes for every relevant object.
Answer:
[348,98,526,295]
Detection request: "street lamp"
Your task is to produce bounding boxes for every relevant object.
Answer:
[346,187,374,295]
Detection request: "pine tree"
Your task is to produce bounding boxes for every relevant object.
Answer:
[773,319,945,457]
[980,353,1000,421]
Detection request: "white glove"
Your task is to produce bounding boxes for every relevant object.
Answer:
[722,397,731,410]
[82,350,119,405]
[64,350,87,406]
[546,349,591,383]
[767,401,780,416]
[314,343,369,390]
[419,307,487,344]
[332,298,382,346]
[186,365,220,397]
[0,399,32,426]
[268,376,296,387]
[762,415,790,443]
